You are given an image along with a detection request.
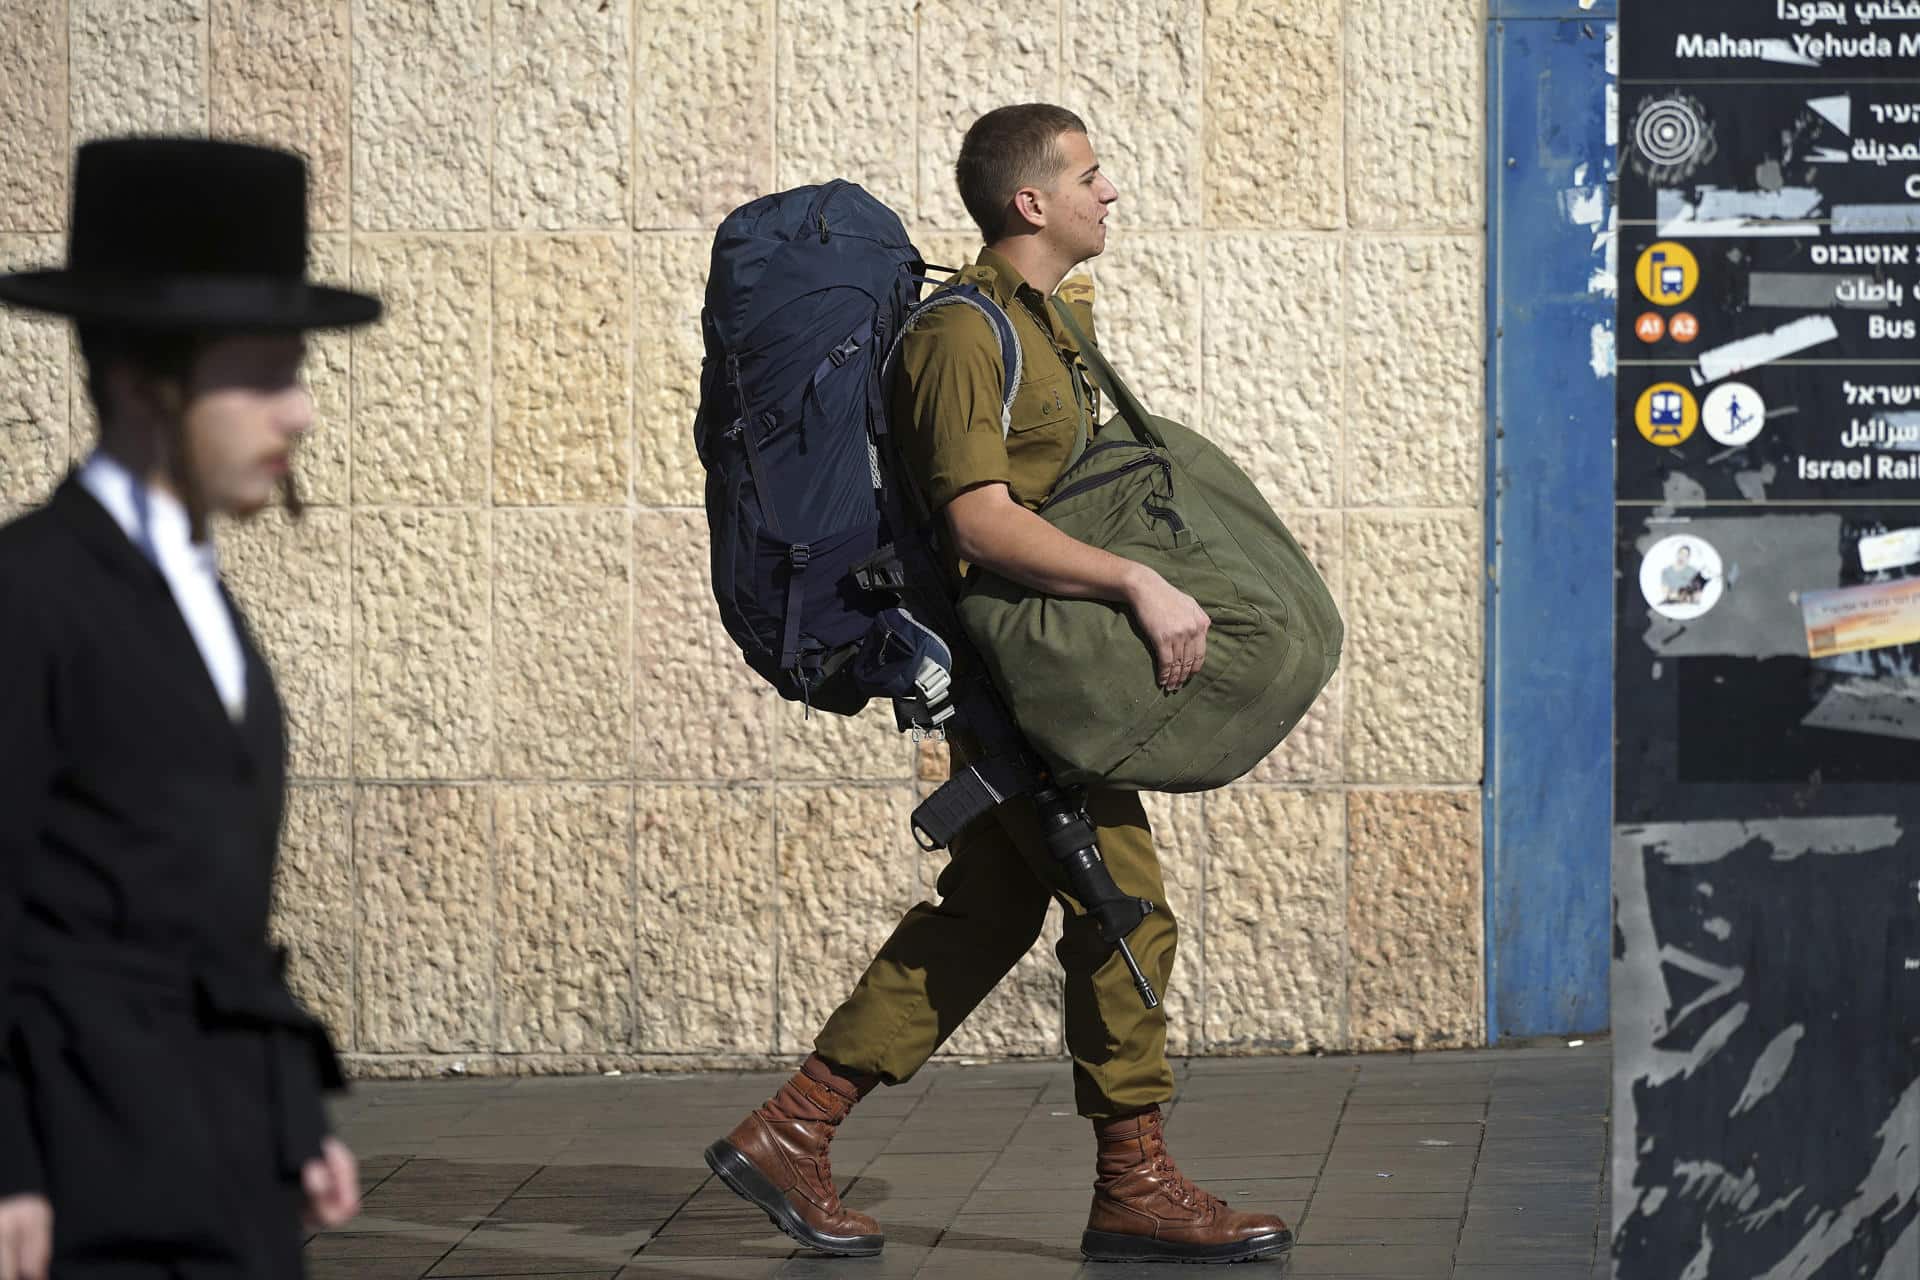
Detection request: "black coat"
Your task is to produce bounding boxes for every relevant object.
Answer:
[0,478,341,1277]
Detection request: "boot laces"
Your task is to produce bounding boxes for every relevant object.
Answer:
[1143,1115,1223,1217]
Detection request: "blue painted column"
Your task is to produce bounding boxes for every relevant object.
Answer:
[1485,3,1617,1040]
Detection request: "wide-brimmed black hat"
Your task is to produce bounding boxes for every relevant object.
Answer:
[0,136,381,331]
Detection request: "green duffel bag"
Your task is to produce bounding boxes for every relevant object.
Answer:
[955,300,1343,792]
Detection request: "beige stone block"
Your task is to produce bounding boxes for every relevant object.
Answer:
[350,236,490,503]
[1345,511,1481,783]
[271,784,353,1047]
[0,236,68,505]
[210,0,349,231]
[1203,0,1341,230]
[1347,790,1482,1049]
[1345,237,1481,506]
[1063,0,1203,230]
[494,0,629,229]
[298,233,351,505]
[496,785,634,1053]
[352,0,488,230]
[773,701,912,782]
[493,235,630,503]
[633,232,709,506]
[1141,791,1204,1055]
[914,231,983,279]
[775,785,919,1054]
[777,3,914,216]
[71,0,206,143]
[1201,235,1342,508]
[635,784,775,1052]
[356,784,495,1052]
[1089,231,1201,427]
[634,0,772,229]
[1203,787,1345,1052]
[353,509,492,779]
[1347,0,1482,231]
[65,329,89,469]
[916,737,951,782]
[0,1,66,231]
[1249,511,1342,784]
[633,510,772,781]
[916,0,1061,233]
[494,509,631,779]
[221,506,351,779]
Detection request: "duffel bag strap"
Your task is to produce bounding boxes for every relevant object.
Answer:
[1049,297,1165,450]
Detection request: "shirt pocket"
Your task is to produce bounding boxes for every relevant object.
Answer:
[1008,366,1074,435]
[1004,367,1080,507]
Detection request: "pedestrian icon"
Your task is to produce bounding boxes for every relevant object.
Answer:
[1635,242,1699,306]
[1636,382,1698,447]
[1701,381,1765,448]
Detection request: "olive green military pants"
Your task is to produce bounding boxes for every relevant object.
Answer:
[813,770,1177,1119]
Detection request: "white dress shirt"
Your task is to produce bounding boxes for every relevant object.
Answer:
[78,451,248,722]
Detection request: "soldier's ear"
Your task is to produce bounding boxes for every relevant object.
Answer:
[1010,186,1047,231]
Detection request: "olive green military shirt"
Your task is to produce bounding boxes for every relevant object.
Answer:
[890,248,1101,518]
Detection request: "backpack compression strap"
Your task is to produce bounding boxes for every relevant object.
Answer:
[882,284,1021,438]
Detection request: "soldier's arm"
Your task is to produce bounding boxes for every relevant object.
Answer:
[900,305,1210,691]
[946,485,1210,692]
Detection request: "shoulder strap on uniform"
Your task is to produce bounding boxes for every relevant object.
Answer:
[883,284,1021,439]
[1049,296,1165,450]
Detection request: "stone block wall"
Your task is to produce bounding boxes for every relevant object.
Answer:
[0,0,1487,1074]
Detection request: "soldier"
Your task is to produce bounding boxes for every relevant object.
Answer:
[706,105,1296,1266]
[0,138,383,1279]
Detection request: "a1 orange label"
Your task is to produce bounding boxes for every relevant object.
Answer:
[1635,312,1666,343]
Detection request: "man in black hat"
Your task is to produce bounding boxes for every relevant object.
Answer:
[0,137,382,1279]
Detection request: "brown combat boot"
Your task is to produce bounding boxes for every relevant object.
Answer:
[1082,1105,1295,1264]
[704,1054,884,1256]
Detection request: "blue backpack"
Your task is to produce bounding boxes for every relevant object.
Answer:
[695,180,1017,717]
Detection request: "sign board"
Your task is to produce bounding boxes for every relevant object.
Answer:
[1615,4,1920,1276]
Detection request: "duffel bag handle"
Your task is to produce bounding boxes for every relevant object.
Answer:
[1049,296,1166,451]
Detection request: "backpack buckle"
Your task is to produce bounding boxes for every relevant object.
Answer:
[789,543,812,570]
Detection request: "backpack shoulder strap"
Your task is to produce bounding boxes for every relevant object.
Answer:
[884,283,1021,439]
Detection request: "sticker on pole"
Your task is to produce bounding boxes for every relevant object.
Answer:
[1860,528,1920,573]
[1636,382,1699,447]
[1802,578,1920,658]
[1700,382,1765,448]
[1640,535,1724,620]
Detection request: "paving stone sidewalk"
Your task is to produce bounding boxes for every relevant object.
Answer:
[309,1040,1612,1280]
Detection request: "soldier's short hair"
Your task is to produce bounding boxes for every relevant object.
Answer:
[956,103,1089,242]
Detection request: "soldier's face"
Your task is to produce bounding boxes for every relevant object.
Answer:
[1046,130,1119,263]
[180,333,313,518]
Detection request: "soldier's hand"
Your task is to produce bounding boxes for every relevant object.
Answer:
[301,1136,361,1230]
[0,1193,51,1280]
[1125,568,1211,692]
